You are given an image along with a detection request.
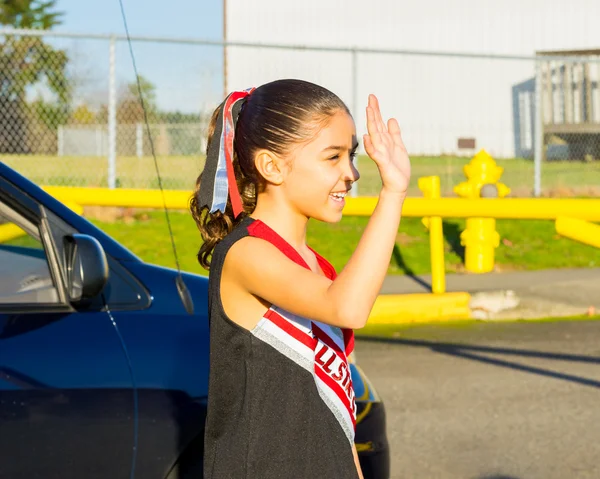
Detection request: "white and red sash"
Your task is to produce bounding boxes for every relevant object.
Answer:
[253,306,356,443]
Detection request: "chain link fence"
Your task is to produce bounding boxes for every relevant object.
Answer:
[1,28,599,197]
[536,52,600,197]
[1,29,220,191]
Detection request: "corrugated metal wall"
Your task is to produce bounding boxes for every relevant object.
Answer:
[225,0,600,157]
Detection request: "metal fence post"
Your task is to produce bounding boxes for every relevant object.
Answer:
[57,126,64,157]
[108,36,117,189]
[136,123,143,158]
[350,48,359,197]
[534,57,543,197]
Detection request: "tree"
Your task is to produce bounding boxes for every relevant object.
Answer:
[117,75,157,124]
[0,0,63,29]
[0,0,69,153]
[127,75,156,109]
[70,104,95,124]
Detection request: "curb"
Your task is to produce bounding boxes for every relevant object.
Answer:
[368,290,599,326]
[368,292,472,325]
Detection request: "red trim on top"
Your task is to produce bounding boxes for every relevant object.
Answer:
[308,246,336,281]
[247,220,309,269]
[306,247,355,355]
[247,218,355,355]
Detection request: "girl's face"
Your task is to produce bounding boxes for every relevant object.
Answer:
[283,110,360,223]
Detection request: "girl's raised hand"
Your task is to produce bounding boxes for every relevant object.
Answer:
[363,94,411,196]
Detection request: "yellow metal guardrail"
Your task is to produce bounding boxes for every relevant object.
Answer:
[418,176,446,294]
[555,217,600,249]
[0,223,29,243]
[2,176,595,326]
[343,197,600,221]
[38,183,600,289]
[41,186,600,221]
[369,292,472,324]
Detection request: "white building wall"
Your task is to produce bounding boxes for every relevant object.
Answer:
[225,0,600,158]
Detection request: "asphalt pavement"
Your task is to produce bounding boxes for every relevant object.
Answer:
[356,319,600,479]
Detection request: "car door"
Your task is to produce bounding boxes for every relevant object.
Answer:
[0,177,135,479]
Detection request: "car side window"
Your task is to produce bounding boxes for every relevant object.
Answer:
[0,200,59,304]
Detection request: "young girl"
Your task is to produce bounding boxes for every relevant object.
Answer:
[191,79,410,478]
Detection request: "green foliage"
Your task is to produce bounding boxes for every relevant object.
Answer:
[0,0,63,29]
[0,0,67,100]
[31,97,68,130]
[116,75,158,124]
[0,0,69,153]
[126,75,156,109]
[88,211,600,278]
[70,104,95,124]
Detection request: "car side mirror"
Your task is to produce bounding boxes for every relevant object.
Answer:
[63,234,109,304]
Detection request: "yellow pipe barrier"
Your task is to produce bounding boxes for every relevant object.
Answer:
[555,217,600,248]
[345,197,600,221]
[368,292,471,324]
[44,186,191,210]
[62,202,84,216]
[418,176,445,294]
[0,223,28,243]
[42,186,600,221]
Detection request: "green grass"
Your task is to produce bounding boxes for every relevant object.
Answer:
[355,155,600,197]
[4,235,42,249]
[2,155,204,190]
[87,211,600,277]
[4,153,600,197]
[89,211,208,276]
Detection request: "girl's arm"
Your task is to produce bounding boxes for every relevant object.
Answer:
[225,94,411,330]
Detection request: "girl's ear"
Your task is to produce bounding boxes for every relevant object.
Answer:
[254,150,288,185]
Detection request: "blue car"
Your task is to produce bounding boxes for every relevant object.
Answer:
[0,161,389,479]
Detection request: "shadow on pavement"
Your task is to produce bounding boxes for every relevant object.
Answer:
[474,476,522,479]
[361,337,600,389]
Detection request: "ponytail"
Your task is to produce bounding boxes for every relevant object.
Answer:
[190,106,257,269]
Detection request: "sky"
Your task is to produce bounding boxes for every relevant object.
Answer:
[56,0,222,39]
[52,0,224,113]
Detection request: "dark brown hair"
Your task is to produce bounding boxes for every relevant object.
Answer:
[190,79,350,269]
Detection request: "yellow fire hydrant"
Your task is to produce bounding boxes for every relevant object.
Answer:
[453,150,510,273]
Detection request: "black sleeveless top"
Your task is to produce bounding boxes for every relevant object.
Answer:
[203,216,358,478]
